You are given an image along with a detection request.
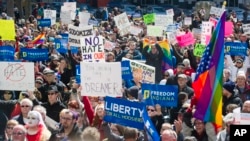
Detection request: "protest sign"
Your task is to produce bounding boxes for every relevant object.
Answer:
[54,38,68,54]
[60,11,72,24]
[76,65,80,84]
[147,25,165,37]
[104,40,115,51]
[200,34,211,45]
[68,24,93,47]
[234,113,250,125]
[0,46,15,61]
[192,28,201,39]
[0,62,35,91]
[167,31,177,45]
[37,19,51,27]
[143,13,155,25]
[128,25,143,36]
[166,9,174,16]
[114,12,130,36]
[166,24,178,32]
[70,46,78,54]
[155,15,173,27]
[123,58,155,84]
[0,19,15,40]
[225,42,248,56]
[63,2,76,11]
[121,60,133,80]
[20,48,48,61]
[225,22,234,37]
[193,44,206,57]
[104,96,145,129]
[88,19,99,26]
[43,10,56,25]
[210,6,224,17]
[79,12,90,25]
[242,24,250,35]
[201,21,212,36]
[209,17,218,27]
[81,35,105,62]
[142,84,178,107]
[176,32,195,47]
[80,62,122,97]
[184,17,192,25]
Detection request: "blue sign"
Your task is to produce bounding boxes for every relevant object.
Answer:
[0,46,14,61]
[37,19,51,27]
[70,46,78,54]
[76,65,80,84]
[55,38,68,54]
[121,60,133,80]
[104,96,145,130]
[142,84,178,107]
[20,48,48,61]
[142,106,160,141]
[60,33,69,39]
[88,19,99,26]
[225,42,248,56]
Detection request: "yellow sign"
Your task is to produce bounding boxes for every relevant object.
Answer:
[0,20,15,41]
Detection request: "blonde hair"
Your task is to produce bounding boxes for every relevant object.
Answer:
[6,119,19,127]
[81,127,100,141]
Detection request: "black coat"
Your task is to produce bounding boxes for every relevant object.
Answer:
[41,101,66,123]
[143,44,164,83]
[222,93,242,116]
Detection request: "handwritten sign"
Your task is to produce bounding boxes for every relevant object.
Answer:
[147,25,165,37]
[210,6,224,17]
[44,10,56,25]
[81,35,105,62]
[0,19,15,40]
[0,62,35,91]
[60,11,72,24]
[114,12,130,36]
[79,12,90,25]
[80,62,122,97]
[68,24,93,47]
[166,9,174,16]
[193,44,206,57]
[242,24,250,35]
[176,32,195,47]
[129,25,143,36]
[201,21,212,35]
[155,15,173,27]
[143,13,155,25]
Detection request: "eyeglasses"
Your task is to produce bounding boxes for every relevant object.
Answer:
[6,126,13,130]
[48,92,56,95]
[147,109,155,112]
[13,132,24,136]
[21,105,30,108]
[60,116,72,121]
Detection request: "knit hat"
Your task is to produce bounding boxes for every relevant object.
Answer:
[223,82,235,94]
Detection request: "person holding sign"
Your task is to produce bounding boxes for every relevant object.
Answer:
[147,104,164,135]
[143,43,164,83]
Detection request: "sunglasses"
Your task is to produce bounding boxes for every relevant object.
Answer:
[21,105,30,108]
[147,109,155,112]
[48,92,56,95]
[13,132,24,136]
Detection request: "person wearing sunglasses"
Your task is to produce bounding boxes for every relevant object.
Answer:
[4,120,19,141]
[12,98,33,125]
[147,104,164,135]
[12,124,27,141]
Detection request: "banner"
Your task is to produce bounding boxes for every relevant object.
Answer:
[143,13,155,25]
[79,12,90,25]
[121,60,133,80]
[54,38,68,53]
[104,96,145,129]
[76,65,80,84]
[123,58,155,84]
[0,62,35,91]
[0,19,15,40]
[114,12,130,36]
[147,25,165,37]
[68,24,93,47]
[155,15,173,27]
[80,62,122,97]
[20,48,48,61]
[43,10,56,25]
[193,44,206,57]
[80,35,105,62]
[225,42,248,56]
[0,46,15,61]
[142,84,178,107]
[37,19,51,27]
[176,32,195,47]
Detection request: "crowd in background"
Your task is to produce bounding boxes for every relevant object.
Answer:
[0,2,250,141]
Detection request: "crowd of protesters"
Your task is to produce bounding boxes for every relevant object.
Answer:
[0,2,250,141]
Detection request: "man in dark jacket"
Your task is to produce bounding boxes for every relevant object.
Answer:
[49,109,82,141]
[222,81,242,116]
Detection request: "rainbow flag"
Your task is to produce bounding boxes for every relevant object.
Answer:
[192,12,225,129]
[32,32,45,44]
[143,39,173,72]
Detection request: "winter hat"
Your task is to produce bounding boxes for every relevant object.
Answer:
[127,86,139,99]
[223,81,235,94]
